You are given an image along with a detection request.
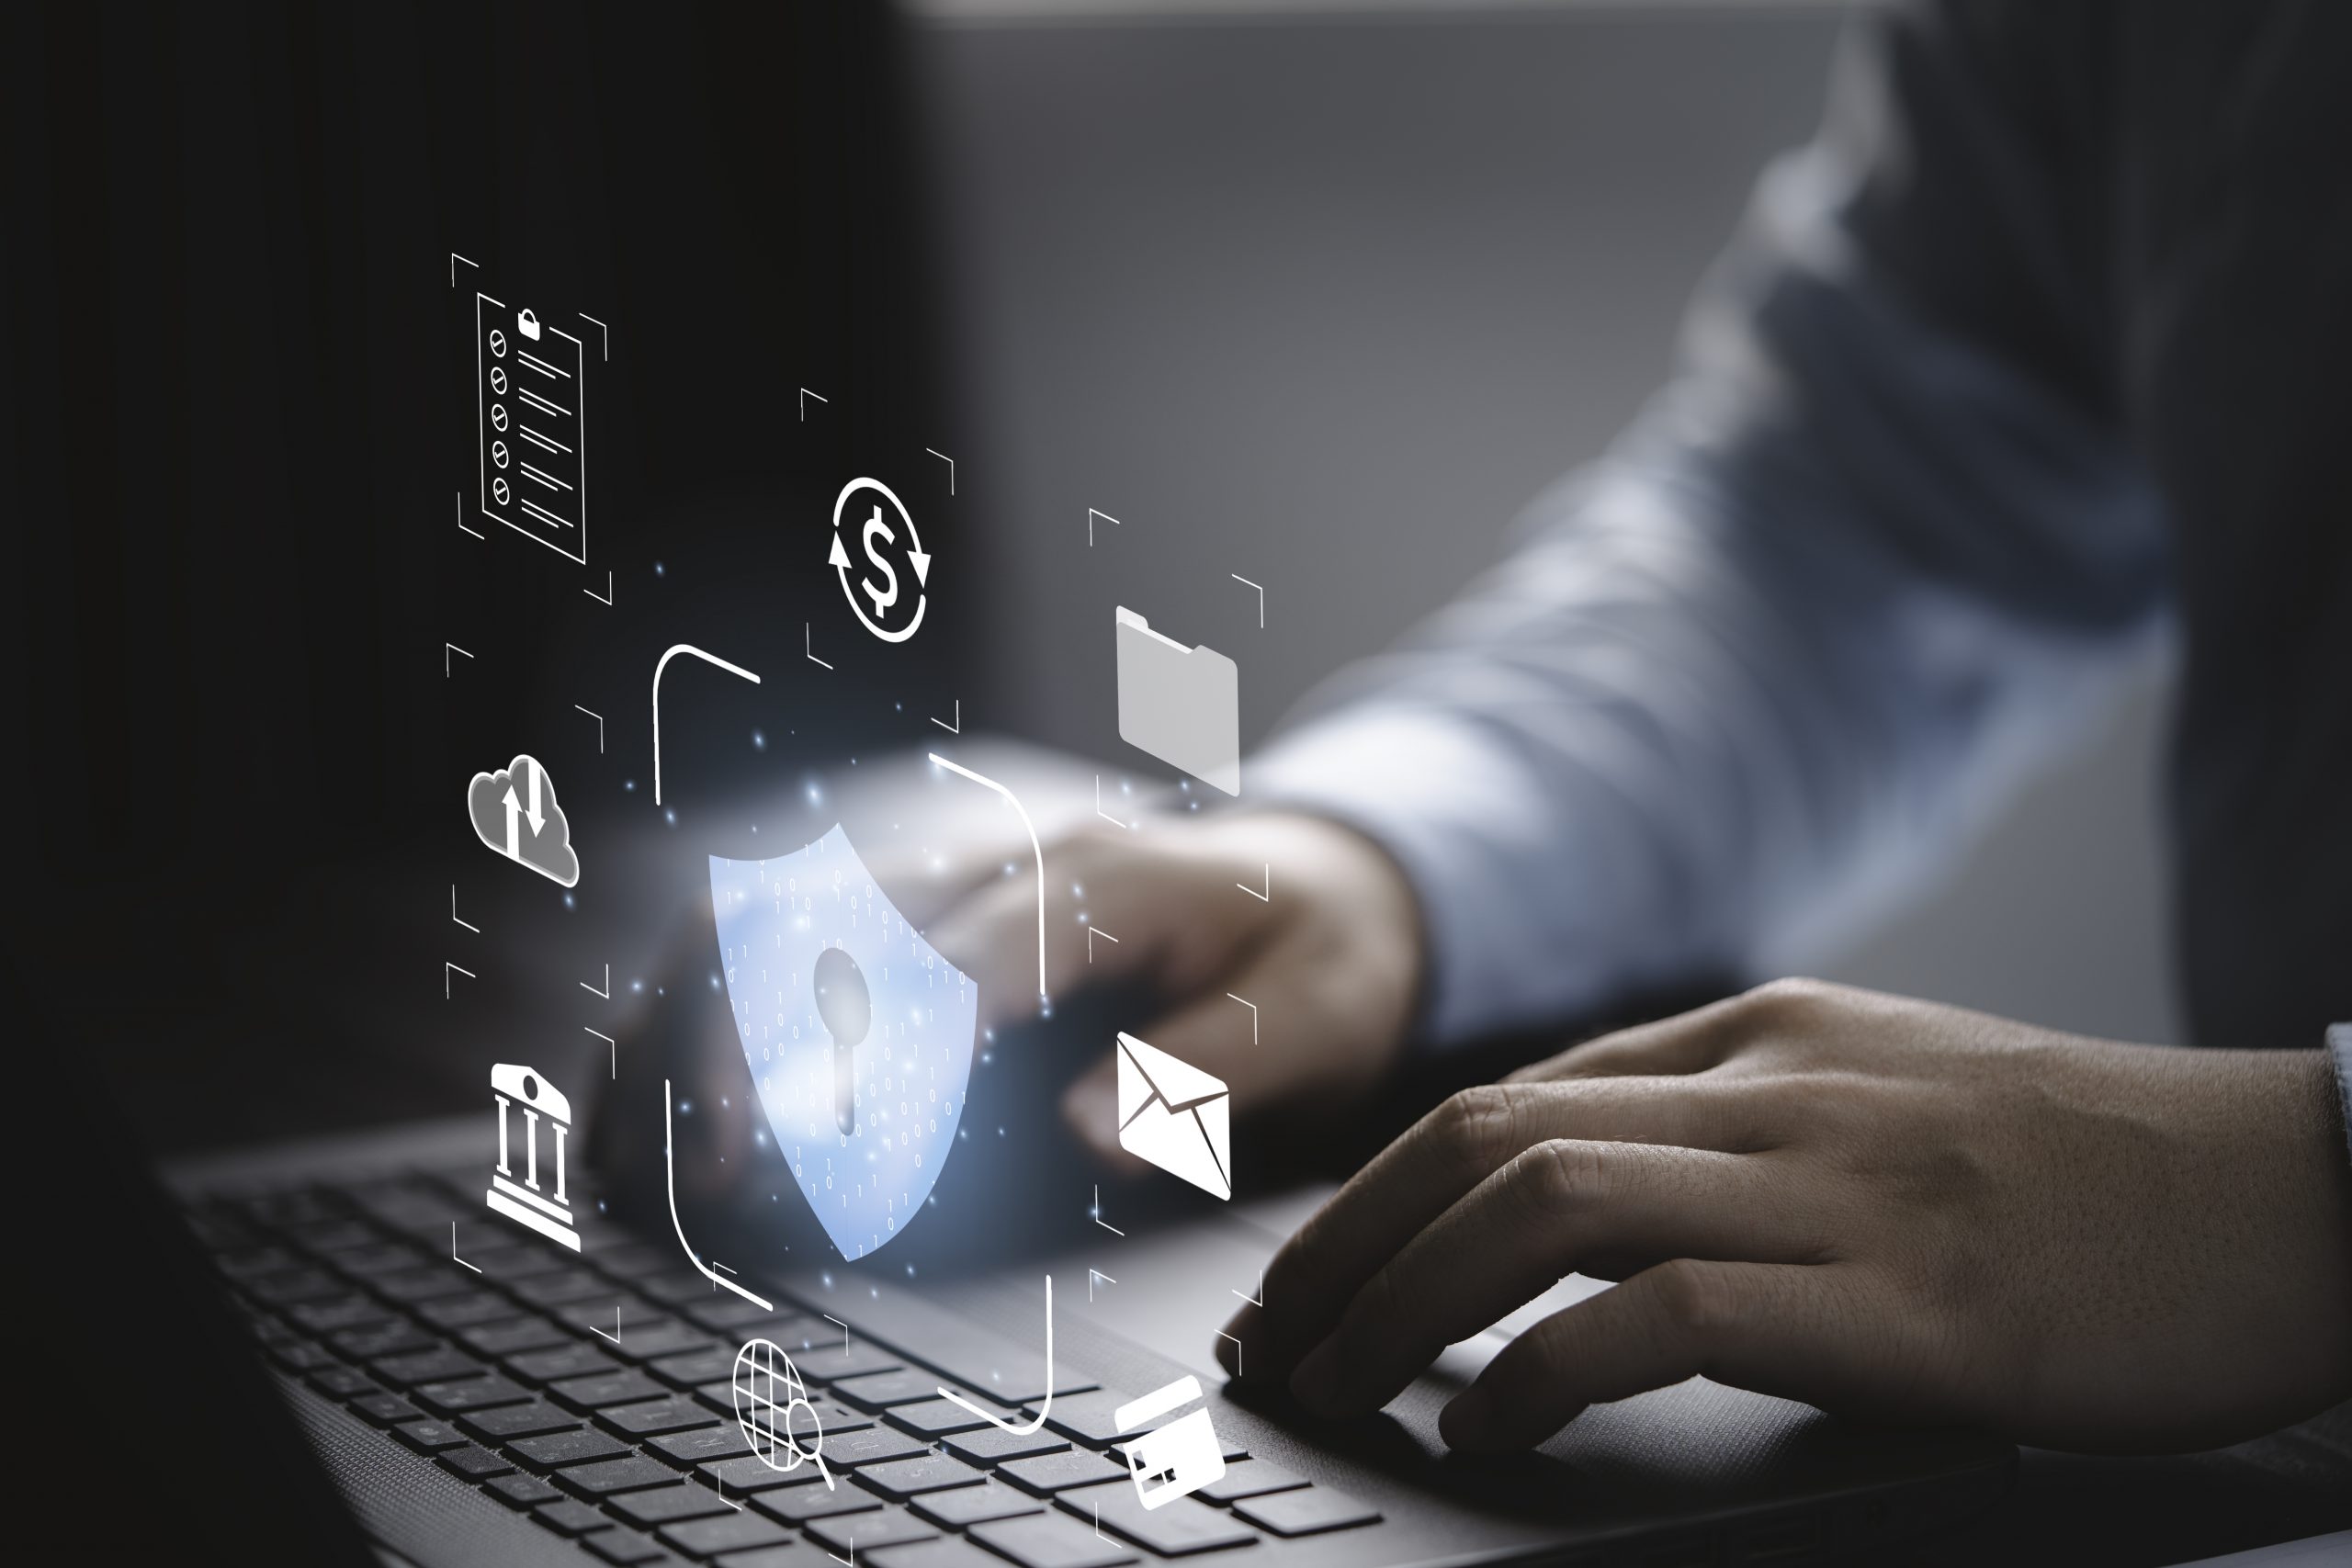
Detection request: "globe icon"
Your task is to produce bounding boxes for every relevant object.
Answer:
[732,1337,821,1475]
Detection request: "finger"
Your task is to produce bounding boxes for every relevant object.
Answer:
[1437,1259,1869,1450]
[1508,993,1758,1083]
[1287,1141,1818,1417]
[928,869,1071,1032]
[1219,1078,1765,1381]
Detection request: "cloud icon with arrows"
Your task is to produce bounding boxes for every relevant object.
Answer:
[467,753,579,887]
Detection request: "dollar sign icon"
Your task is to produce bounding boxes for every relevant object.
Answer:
[828,478,932,644]
[859,504,899,617]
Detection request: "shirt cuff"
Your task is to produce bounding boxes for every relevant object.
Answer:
[1248,706,1621,1048]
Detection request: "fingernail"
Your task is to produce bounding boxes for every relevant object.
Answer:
[1288,1340,1346,1416]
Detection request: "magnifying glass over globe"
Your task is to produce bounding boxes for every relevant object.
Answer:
[732,1338,836,1491]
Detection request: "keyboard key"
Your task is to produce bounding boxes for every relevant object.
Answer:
[1194,1459,1306,1503]
[585,1241,672,1279]
[332,1243,431,1279]
[415,1373,533,1415]
[487,1472,566,1508]
[857,1453,987,1500]
[372,1267,479,1304]
[417,1291,518,1329]
[697,1455,826,1495]
[658,1510,794,1558]
[512,1428,636,1471]
[556,1456,684,1498]
[638,1269,726,1303]
[942,1427,1071,1466]
[334,1322,435,1359]
[458,1401,582,1441]
[888,1397,999,1438]
[753,1483,881,1524]
[609,1320,718,1363]
[806,1506,938,1553]
[288,1218,382,1253]
[998,1450,1127,1495]
[391,1418,469,1453]
[601,1395,722,1438]
[790,1342,905,1385]
[650,1424,753,1468]
[1231,1487,1381,1536]
[560,1293,656,1332]
[350,1393,421,1427]
[865,1542,1012,1568]
[245,1268,345,1305]
[305,1365,379,1400]
[696,1384,873,1434]
[509,1341,620,1383]
[650,1347,737,1389]
[553,1370,671,1411]
[911,1481,1045,1529]
[678,1297,793,1335]
[903,1326,1097,1409]
[605,1482,734,1527]
[967,1512,1138,1568]
[819,1426,928,1469]
[531,1498,611,1537]
[1057,1482,1256,1555]
[468,1242,575,1280]
[268,1341,342,1372]
[582,1529,670,1564]
[288,1295,395,1334]
[1032,1390,1137,1448]
[832,1370,967,1411]
[436,1443,516,1482]
[458,1317,575,1358]
[373,1347,487,1387]
[536,1269,629,1306]
[712,1551,812,1568]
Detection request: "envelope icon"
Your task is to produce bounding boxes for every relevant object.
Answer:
[1115,607,1240,795]
[1115,1032,1232,1200]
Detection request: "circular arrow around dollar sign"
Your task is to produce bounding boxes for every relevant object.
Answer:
[828,477,930,643]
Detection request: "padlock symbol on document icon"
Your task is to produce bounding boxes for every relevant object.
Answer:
[1115,1377,1226,1510]
[517,307,541,342]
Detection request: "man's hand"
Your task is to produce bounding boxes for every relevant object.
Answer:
[929,812,1424,1161]
[1217,979,2352,1453]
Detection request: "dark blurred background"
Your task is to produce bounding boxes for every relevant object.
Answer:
[6,0,2174,1165]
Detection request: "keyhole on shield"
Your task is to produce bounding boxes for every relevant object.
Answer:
[814,947,871,1137]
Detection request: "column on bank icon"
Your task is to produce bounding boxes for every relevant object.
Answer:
[485,1063,582,1251]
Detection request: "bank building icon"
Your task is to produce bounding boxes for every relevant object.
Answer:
[485,1063,582,1252]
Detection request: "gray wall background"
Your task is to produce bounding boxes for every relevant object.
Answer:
[906,2,2180,1045]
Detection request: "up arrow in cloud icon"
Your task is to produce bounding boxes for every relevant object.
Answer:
[466,753,580,887]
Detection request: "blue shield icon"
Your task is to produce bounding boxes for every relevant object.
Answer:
[710,827,978,1261]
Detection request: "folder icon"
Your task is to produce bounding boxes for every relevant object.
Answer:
[1115,607,1239,795]
[1115,1032,1232,1200]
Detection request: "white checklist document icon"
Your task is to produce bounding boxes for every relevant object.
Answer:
[476,294,588,561]
[1115,607,1240,795]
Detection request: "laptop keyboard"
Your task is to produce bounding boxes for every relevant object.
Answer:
[188,1161,1385,1566]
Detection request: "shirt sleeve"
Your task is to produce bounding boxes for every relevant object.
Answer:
[1249,4,2172,1046]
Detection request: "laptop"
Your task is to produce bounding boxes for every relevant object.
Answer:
[116,742,2013,1568]
[17,7,2007,1561]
